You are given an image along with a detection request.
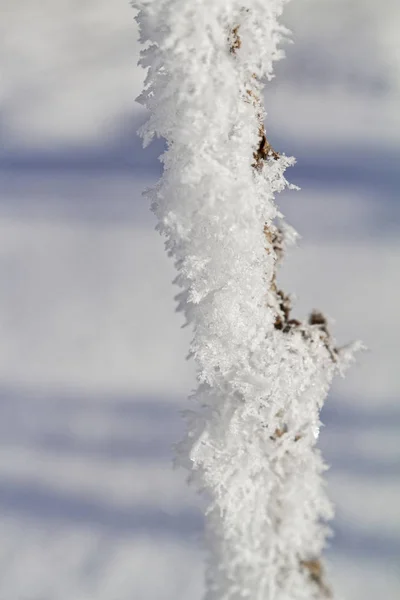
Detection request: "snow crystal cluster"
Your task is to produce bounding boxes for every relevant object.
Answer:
[134,1,358,599]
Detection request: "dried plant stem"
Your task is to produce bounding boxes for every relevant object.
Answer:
[230,23,333,598]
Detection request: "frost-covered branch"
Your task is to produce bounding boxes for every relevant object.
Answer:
[133,1,359,599]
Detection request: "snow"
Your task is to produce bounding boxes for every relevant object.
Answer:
[0,0,399,598]
[1,0,400,151]
[1,168,398,599]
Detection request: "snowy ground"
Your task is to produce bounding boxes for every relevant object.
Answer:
[1,1,399,599]
[0,168,399,600]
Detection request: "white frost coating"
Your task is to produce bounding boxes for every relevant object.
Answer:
[133,1,358,599]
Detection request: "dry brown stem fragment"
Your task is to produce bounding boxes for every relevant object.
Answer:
[309,310,338,362]
[253,129,280,167]
[300,559,332,598]
[229,25,241,53]
[269,425,288,440]
[273,288,291,330]
[229,25,279,167]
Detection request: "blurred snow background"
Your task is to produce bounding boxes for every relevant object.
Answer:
[0,1,399,599]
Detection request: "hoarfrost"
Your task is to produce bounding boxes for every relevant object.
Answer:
[133,1,359,598]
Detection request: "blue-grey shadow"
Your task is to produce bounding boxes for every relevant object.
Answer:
[0,385,184,462]
[0,384,399,561]
[331,521,400,562]
[0,478,203,538]
[0,384,202,542]
[321,402,400,431]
